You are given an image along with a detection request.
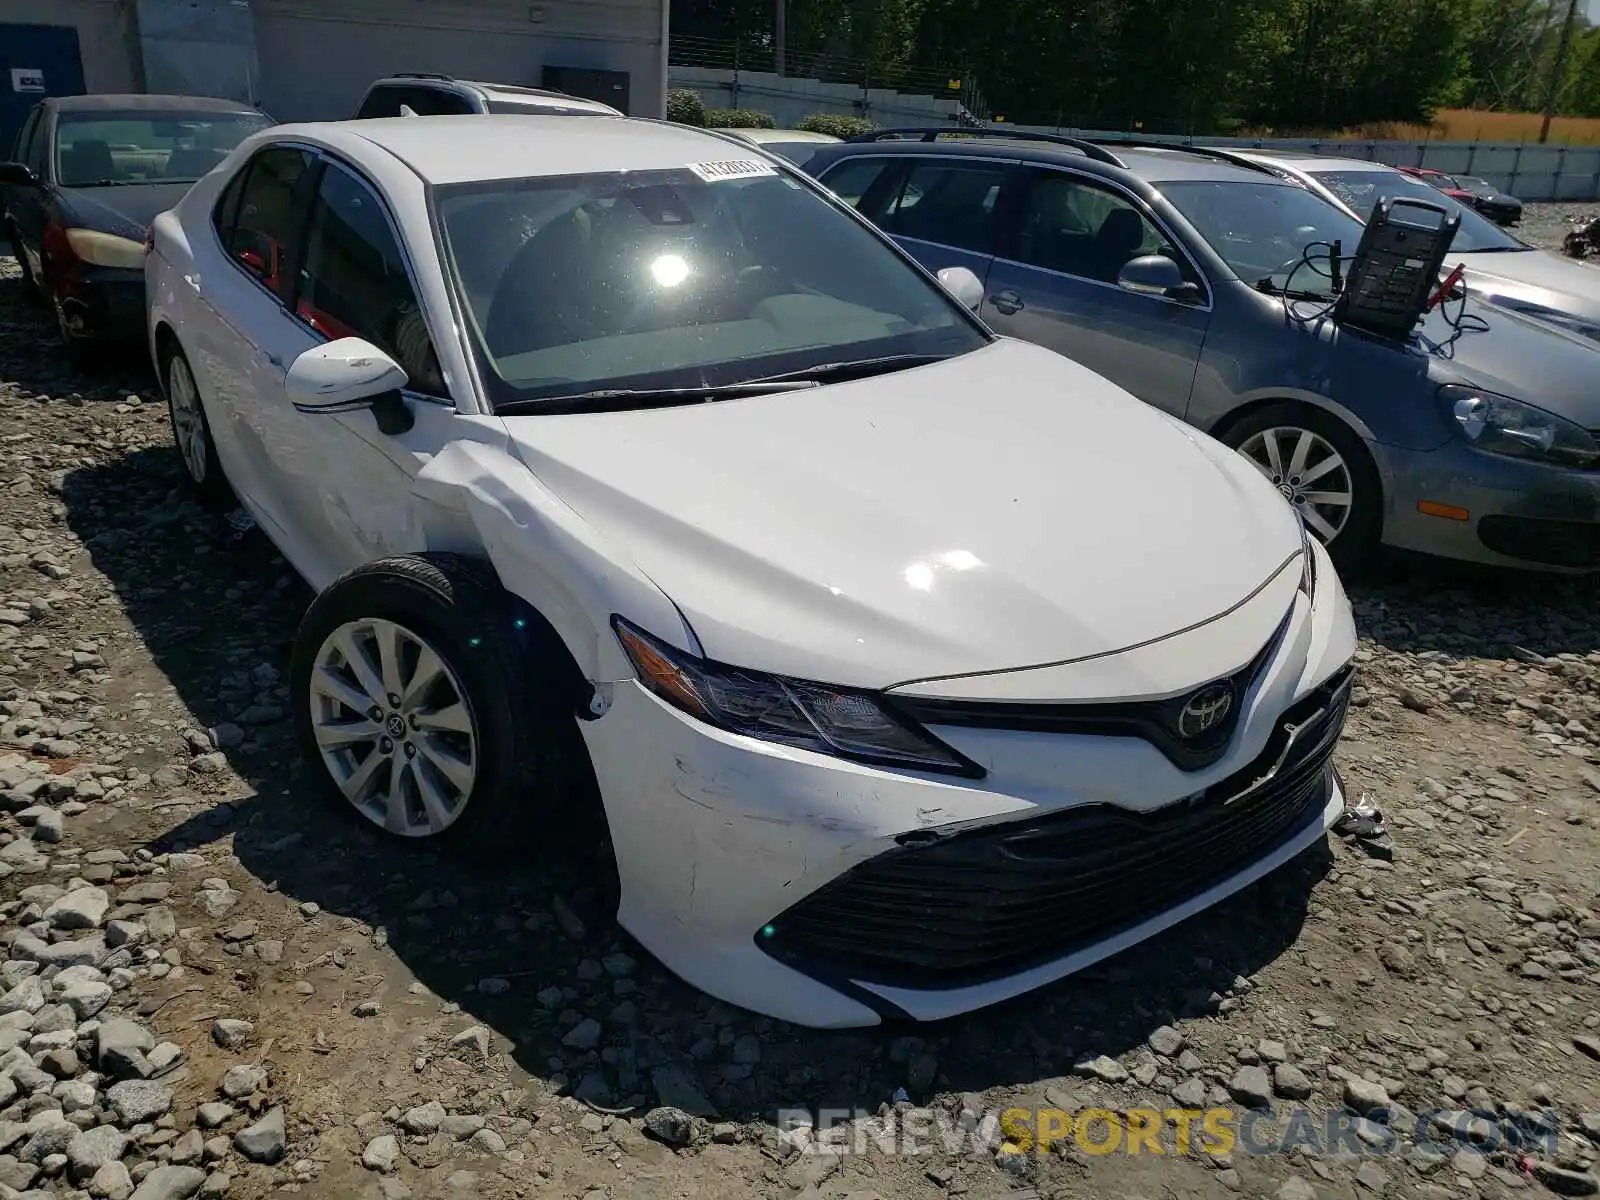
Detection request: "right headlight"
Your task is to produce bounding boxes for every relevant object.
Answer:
[611,616,984,779]
[1439,384,1599,469]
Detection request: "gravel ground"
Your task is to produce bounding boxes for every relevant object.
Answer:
[1510,202,1598,253]
[0,241,1597,1200]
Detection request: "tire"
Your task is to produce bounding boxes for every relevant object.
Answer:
[289,553,602,862]
[159,341,235,510]
[1219,402,1383,577]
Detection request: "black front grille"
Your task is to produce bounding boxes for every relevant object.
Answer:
[891,612,1290,773]
[1479,515,1600,569]
[760,668,1352,992]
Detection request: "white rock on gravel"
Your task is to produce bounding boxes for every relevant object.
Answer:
[362,1133,399,1173]
[127,1164,206,1200]
[42,886,108,930]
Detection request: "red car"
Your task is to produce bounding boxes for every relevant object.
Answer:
[1396,166,1478,206]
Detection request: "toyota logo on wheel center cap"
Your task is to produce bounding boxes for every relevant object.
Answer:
[1177,683,1234,739]
[385,714,407,738]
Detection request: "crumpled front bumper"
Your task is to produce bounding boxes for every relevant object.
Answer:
[579,545,1356,1028]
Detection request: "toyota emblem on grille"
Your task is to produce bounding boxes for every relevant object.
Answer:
[1177,683,1233,739]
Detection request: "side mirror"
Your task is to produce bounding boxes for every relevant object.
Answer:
[0,161,39,188]
[285,337,414,434]
[936,265,984,311]
[1118,254,1203,303]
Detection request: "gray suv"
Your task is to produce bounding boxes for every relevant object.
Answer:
[801,131,1600,574]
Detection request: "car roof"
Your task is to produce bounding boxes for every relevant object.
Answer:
[469,81,619,113]
[1114,146,1287,184]
[48,93,263,114]
[318,115,765,184]
[368,76,619,113]
[825,136,1291,185]
[1219,148,1391,173]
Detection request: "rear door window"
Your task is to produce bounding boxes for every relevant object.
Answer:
[877,158,1009,254]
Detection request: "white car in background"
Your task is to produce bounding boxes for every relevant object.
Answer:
[717,126,842,167]
[145,114,1356,1028]
[1214,148,1600,341]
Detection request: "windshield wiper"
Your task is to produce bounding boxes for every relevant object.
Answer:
[749,352,955,385]
[497,352,956,415]
[498,379,820,416]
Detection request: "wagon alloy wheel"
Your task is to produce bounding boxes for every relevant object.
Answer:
[1236,425,1354,543]
[310,617,479,838]
[168,355,210,485]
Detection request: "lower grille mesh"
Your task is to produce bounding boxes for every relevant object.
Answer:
[760,669,1352,991]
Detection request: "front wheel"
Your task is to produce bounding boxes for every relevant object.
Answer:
[289,554,600,861]
[1222,403,1383,576]
[162,344,235,510]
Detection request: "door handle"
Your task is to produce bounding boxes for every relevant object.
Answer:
[182,272,200,293]
[990,290,1024,315]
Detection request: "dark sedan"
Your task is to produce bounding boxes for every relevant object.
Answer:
[2,94,272,351]
[1452,174,1524,226]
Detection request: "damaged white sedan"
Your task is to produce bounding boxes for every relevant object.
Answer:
[145,113,1357,1029]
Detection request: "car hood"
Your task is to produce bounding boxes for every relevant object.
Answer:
[1419,296,1600,428]
[60,182,195,238]
[1458,249,1600,322]
[502,338,1304,691]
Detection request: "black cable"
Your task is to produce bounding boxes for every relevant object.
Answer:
[1276,241,1353,325]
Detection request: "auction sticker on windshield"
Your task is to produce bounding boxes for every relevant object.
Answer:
[687,159,779,183]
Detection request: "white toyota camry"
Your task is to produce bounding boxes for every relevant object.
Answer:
[145,114,1357,1029]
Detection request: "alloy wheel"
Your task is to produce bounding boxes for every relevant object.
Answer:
[1236,425,1354,543]
[309,618,479,838]
[167,356,210,484]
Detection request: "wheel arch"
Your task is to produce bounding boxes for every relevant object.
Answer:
[1206,392,1379,447]
[152,320,181,378]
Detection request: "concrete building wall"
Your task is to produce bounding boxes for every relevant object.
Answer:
[0,0,666,120]
[253,0,666,121]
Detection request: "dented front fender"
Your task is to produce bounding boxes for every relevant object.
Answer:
[411,439,694,684]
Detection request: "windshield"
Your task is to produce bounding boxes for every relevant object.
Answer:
[435,162,987,409]
[1160,179,1367,296]
[54,110,272,186]
[1309,169,1528,251]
